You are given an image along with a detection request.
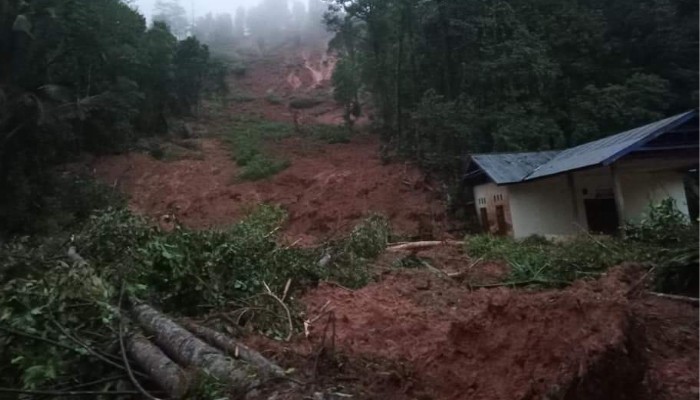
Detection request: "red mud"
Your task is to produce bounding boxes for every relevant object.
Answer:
[247,267,698,400]
[634,295,699,400]
[92,136,448,245]
[300,268,644,400]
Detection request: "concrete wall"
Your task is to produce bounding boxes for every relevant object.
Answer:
[508,175,578,239]
[473,183,512,235]
[617,169,689,222]
[475,157,691,239]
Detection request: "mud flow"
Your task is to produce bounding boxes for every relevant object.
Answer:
[89,47,697,399]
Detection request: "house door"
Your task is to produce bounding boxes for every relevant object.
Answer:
[584,199,619,234]
[495,205,508,235]
[479,208,489,232]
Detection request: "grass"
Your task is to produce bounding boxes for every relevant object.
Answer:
[308,124,352,144]
[230,91,256,103]
[223,115,295,180]
[265,92,284,105]
[289,96,323,109]
[238,155,290,181]
[464,234,649,287]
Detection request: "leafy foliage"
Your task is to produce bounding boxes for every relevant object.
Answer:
[466,199,699,292]
[326,0,698,176]
[223,116,295,179]
[0,0,227,237]
[0,205,389,391]
[239,155,291,181]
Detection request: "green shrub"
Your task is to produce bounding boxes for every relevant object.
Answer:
[0,204,393,391]
[465,199,699,293]
[265,92,284,105]
[239,155,290,181]
[464,234,644,286]
[289,97,323,109]
[346,214,390,259]
[623,198,693,245]
[624,198,699,295]
[309,124,352,144]
[230,92,256,103]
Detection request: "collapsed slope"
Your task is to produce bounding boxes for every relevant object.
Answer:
[93,136,448,245]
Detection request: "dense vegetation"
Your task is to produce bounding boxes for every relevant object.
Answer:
[326,0,699,175]
[466,199,698,294]
[0,0,226,237]
[0,200,388,393]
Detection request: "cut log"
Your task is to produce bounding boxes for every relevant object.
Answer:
[126,333,190,399]
[131,302,261,391]
[181,321,285,379]
[386,240,462,252]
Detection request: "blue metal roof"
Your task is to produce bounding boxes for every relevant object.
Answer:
[526,110,698,180]
[466,110,697,185]
[469,151,560,184]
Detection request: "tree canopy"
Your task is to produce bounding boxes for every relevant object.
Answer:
[326,0,699,175]
[0,0,226,236]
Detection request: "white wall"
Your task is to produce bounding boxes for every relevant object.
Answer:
[618,169,689,222]
[508,175,578,239]
[473,183,512,235]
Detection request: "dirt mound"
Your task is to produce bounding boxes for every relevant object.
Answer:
[92,136,448,245]
[300,268,647,399]
[633,295,699,399]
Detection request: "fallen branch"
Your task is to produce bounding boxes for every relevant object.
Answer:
[647,292,699,305]
[386,240,462,252]
[447,256,484,279]
[419,259,451,280]
[262,281,294,341]
[304,300,331,339]
[181,321,285,379]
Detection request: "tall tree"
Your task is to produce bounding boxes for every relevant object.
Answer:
[234,6,246,38]
[153,0,188,39]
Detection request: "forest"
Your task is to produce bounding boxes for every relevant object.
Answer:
[0,0,698,398]
[327,0,699,175]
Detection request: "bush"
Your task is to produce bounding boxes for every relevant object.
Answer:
[289,97,323,109]
[624,198,699,295]
[465,199,699,293]
[309,125,352,144]
[0,205,391,390]
[465,234,644,286]
[239,155,290,181]
[265,92,284,105]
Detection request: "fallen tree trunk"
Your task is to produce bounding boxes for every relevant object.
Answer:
[648,291,699,305]
[181,321,285,379]
[126,333,190,399]
[131,302,261,392]
[386,240,462,252]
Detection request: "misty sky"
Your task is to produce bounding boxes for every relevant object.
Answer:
[130,0,263,21]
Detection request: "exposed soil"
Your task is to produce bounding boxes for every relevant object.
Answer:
[229,46,354,126]
[244,263,698,400]
[90,45,698,399]
[92,135,448,245]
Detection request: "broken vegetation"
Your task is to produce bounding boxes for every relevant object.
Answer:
[0,200,390,397]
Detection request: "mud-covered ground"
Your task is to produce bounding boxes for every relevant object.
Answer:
[247,259,698,400]
[89,45,698,399]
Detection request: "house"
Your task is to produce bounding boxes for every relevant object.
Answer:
[463,110,699,238]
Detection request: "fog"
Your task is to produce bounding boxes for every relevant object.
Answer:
[131,0,263,21]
